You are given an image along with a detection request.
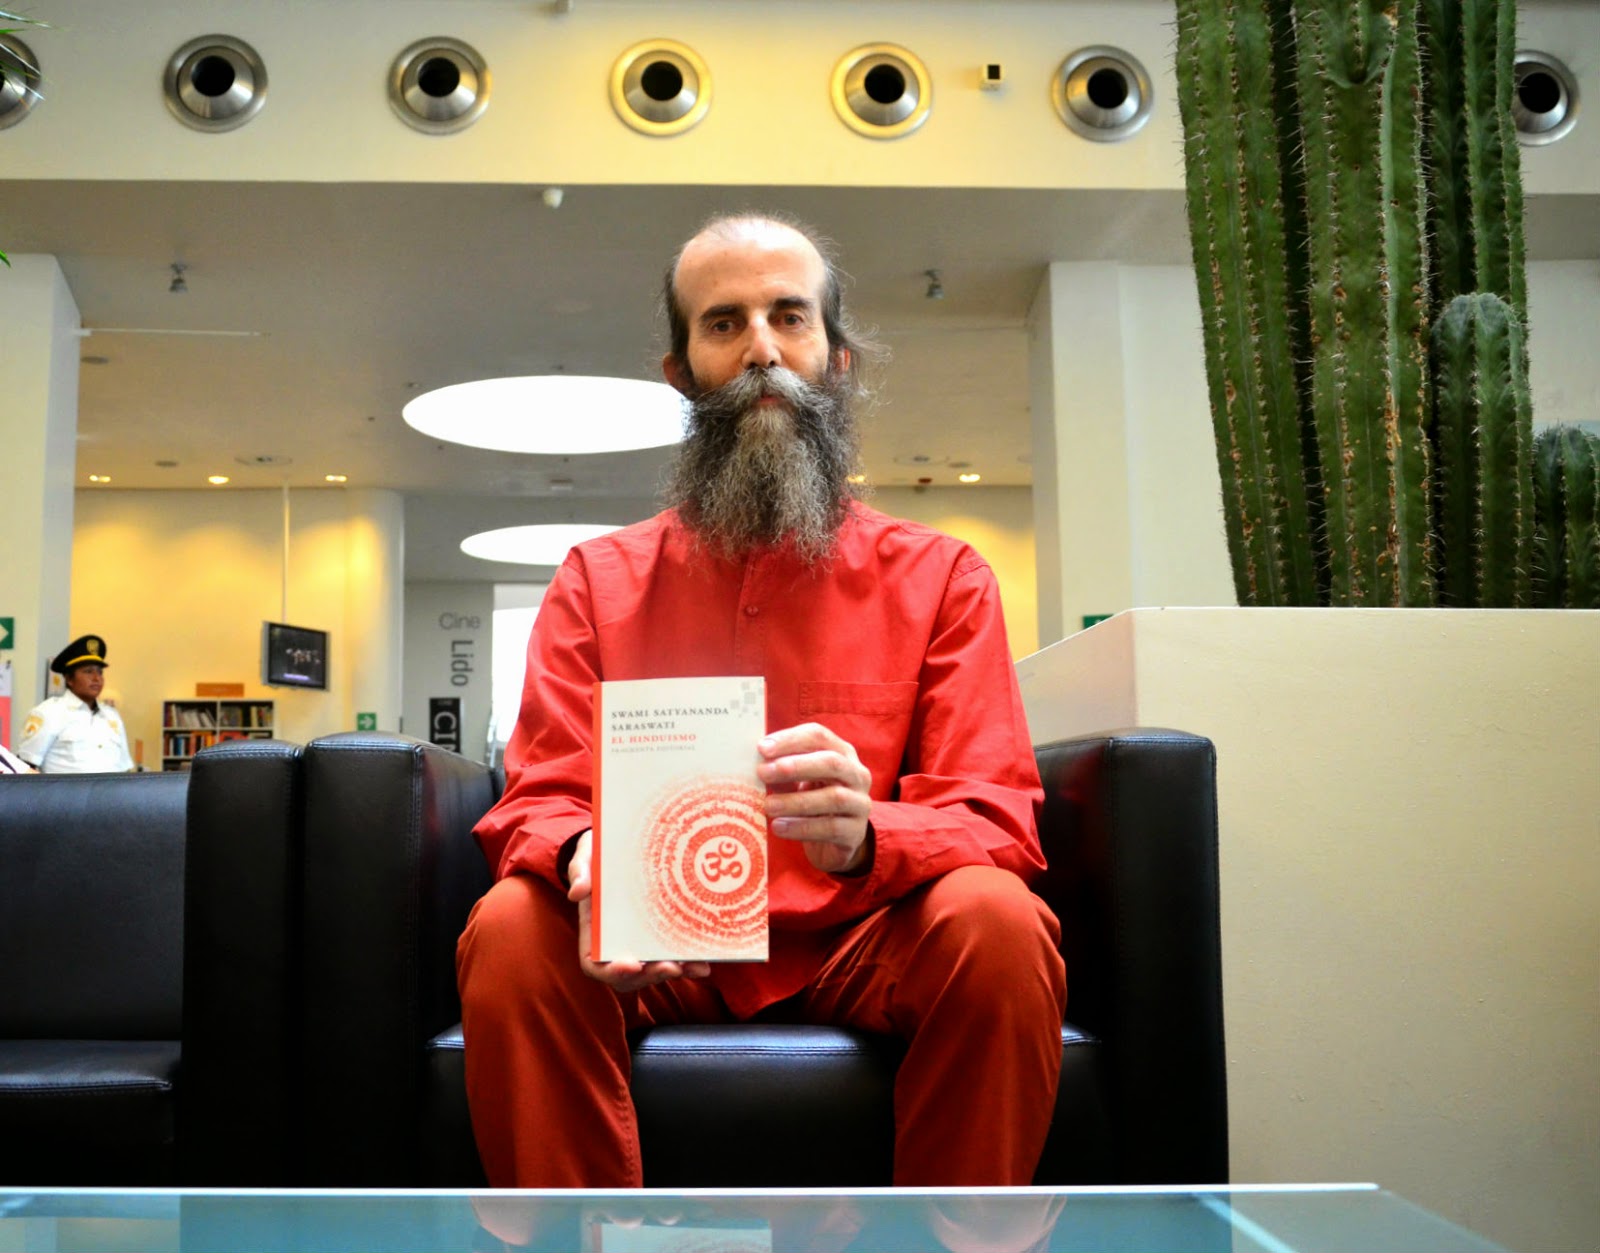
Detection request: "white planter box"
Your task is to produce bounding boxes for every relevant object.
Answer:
[1017,607,1600,1253]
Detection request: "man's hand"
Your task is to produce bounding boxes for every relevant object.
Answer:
[758,723,874,875]
[566,829,711,991]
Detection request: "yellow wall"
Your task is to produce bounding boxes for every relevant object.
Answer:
[71,488,389,761]
[874,486,1037,658]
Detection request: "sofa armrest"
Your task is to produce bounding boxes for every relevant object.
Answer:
[1033,727,1228,1183]
[180,738,305,1183]
[298,732,496,1184]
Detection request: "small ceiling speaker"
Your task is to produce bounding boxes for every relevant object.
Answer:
[1513,50,1578,146]
[389,37,490,134]
[0,34,41,130]
[610,39,710,136]
[1053,46,1153,142]
[831,44,931,139]
[164,35,267,132]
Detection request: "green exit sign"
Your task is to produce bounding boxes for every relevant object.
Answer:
[356,712,377,731]
[1081,614,1113,630]
[0,617,13,649]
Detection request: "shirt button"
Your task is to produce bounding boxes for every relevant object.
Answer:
[743,605,760,617]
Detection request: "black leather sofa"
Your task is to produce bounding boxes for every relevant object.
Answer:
[0,770,190,1184]
[2,726,1227,1188]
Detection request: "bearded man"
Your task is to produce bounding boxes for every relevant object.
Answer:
[458,213,1066,1188]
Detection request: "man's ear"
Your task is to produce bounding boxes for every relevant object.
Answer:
[662,352,693,397]
[833,346,853,376]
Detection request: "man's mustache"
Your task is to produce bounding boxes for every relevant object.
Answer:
[694,365,826,412]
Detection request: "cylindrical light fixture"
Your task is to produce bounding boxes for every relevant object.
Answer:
[0,35,42,130]
[1052,46,1153,142]
[164,35,268,132]
[1513,50,1579,146]
[831,44,931,139]
[389,37,490,134]
[610,40,711,136]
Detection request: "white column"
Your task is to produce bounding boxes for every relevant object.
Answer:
[1027,262,1134,647]
[341,488,405,732]
[0,256,80,744]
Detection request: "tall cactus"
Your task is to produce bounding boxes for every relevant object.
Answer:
[1174,0,1539,608]
[1431,293,1534,606]
[1533,426,1600,609]
[1174,0,1320,606]
[1297,0,1433,605]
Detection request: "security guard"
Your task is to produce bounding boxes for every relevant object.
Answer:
[17,635,135,773]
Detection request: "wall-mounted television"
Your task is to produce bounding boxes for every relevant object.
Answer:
[262,621,329,691]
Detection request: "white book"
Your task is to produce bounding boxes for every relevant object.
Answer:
[592,676,768,963]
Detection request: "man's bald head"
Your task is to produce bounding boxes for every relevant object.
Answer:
[660,211,868,386]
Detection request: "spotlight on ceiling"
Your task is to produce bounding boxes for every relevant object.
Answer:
[164,35,268,132]
[1513,50,1579,146]
[1052,46,1153,142]
[461,524,622,567]
[389,37,490,134]
[831,43,932,139]
[169,263,188,294]
[402,376,686,455]
[0,34,42,130]
[610,39,711,136]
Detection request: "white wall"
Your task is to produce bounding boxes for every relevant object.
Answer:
[1019,607,1600,1253]
[403,581,494,760]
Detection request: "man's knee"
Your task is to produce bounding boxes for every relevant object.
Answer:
[457,873,573,1005]
[918,867,1065,1000]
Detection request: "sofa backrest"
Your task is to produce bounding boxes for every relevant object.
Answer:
[0,771,189,1038]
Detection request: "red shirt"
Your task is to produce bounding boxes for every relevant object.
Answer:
[475,502,1045,1016]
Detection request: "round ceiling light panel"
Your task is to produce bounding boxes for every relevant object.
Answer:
[831,44,931,138]
[0,35,42,130]
[611,39,711,136]
[1052,46,1153,142]
[389,37,490,134]
[1512,50,1579,146]
[164,35,268,132]
[402,376,687,455]
[461,524,622,567]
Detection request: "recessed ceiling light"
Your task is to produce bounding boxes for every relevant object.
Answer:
[88,474,111,483]
[207,475,230,485]
[460,524,621,566]
[324,474,349,483]
[958,473,982,483]
[403,376,686,455]
[847,474,868,484]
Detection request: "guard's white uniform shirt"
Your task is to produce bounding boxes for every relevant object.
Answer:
[17,691,135,773]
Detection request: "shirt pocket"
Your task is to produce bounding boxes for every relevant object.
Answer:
[796,681,919,796]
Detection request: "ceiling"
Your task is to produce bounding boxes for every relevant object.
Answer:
[2,177,1595,580]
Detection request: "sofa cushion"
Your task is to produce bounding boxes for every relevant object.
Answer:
[0,771,188,1038]
[0,1038,180,1184]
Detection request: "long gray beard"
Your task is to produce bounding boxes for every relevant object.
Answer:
[664,365,860,565]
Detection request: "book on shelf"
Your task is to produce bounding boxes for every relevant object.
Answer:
[591,675,768,964]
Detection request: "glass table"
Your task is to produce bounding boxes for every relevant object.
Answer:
[0,1184,1506,1253]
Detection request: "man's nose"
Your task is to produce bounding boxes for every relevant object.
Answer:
[741,318,781,369]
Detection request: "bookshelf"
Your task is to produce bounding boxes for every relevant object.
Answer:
[161,698,275,771]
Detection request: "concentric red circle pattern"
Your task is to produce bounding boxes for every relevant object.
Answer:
[641,775,767,954]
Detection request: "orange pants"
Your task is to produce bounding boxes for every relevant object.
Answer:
[456,865,1067,1187]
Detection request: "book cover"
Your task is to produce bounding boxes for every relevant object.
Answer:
[593,676,767,963]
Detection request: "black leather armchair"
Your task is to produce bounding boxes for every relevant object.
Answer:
[200,727,1226,1187]
[0,770,189,1185]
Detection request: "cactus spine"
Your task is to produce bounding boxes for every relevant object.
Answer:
[1175,0,1540,607]
[1533,426,1600,609]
